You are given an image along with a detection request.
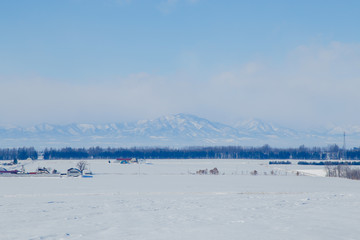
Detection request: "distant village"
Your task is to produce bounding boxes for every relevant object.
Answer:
[0,158,92,177]
[0,157,141,177]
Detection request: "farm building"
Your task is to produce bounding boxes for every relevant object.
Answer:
[0,167,18,174]
[67,168,81,177]
[116,158,138,164]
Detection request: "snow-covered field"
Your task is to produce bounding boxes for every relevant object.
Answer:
[1,159,360,240]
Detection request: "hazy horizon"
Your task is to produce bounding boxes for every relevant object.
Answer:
[1,1,359,130]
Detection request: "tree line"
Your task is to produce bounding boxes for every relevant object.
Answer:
[0,147,38,160]
[41,144,360,160]
[1,145,359,160]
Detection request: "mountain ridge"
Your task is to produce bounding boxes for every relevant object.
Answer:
[0,113,358,148]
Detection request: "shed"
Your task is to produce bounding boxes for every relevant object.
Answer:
[67,168,81,177]
[116,158,137,164]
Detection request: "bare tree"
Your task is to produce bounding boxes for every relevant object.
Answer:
[77,160,88,174]
[325,165,360,180]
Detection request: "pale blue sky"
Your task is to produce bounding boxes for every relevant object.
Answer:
[1,0,360,128]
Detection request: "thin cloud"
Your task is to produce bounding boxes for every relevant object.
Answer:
[1,42,359,129]
[158,0,179,14]
[207,42,360,127]
[158,0,200,14]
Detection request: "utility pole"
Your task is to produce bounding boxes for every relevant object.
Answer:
[343,132,346,160]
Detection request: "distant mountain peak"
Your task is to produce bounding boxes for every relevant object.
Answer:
[234,118,298,138]
[0,113,359,148]
[235,118,275,132]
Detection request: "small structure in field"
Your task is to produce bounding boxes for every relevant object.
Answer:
[67,168,81,177]
[116,158,138,164]
[196,169,208,175]
[37,167,50,174]
[0,167,18,174]
[196,168,219,175]
[209,168,219,175]
[82,170,93,178]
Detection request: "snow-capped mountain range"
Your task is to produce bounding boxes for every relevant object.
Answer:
[0,113,358,148]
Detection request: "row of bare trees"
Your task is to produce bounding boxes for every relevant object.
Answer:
[326,165,360,180]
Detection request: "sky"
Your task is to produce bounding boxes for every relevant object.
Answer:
[0,0,359,129]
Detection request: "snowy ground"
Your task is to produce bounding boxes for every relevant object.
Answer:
[1,159,360,240]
